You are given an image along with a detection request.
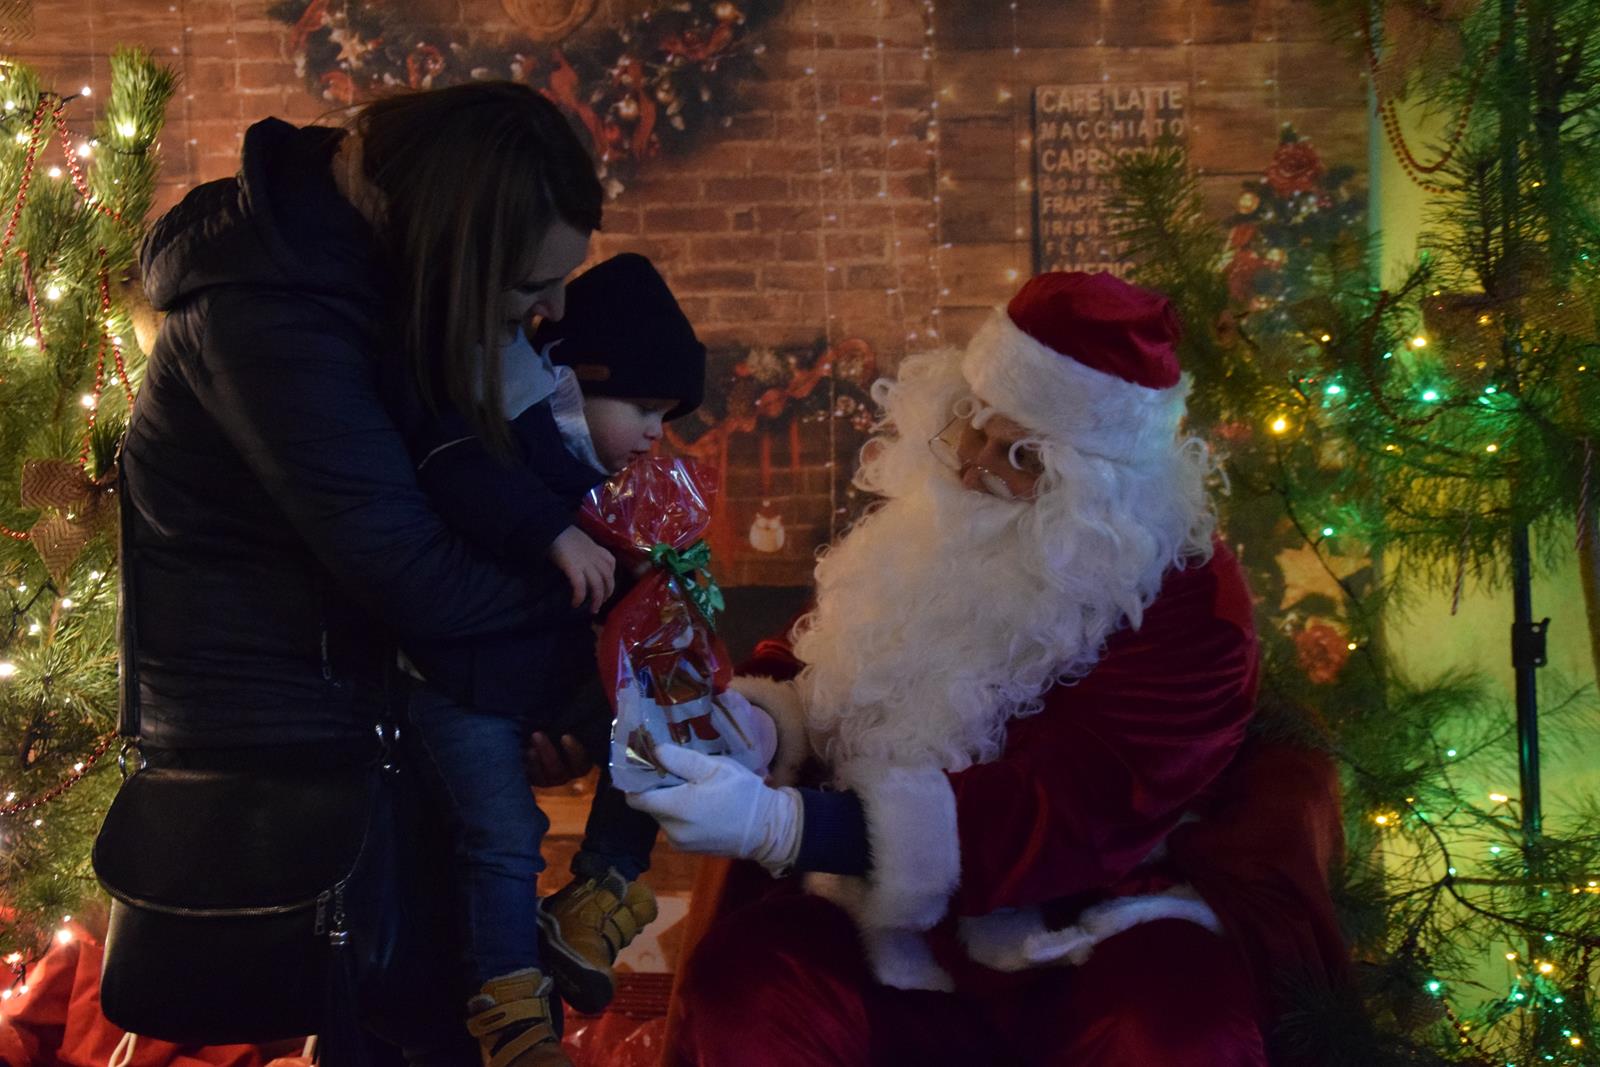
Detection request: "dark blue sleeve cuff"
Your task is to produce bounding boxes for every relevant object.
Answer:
[793,787,871,877]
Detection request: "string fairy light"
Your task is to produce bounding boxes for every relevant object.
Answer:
[921,0,947,339]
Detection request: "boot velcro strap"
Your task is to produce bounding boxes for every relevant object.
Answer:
[605,908,641,949]
[466,997,549,1038]
[486,1023,559,1067]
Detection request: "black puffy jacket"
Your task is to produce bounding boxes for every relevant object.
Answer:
[123,118,582,748]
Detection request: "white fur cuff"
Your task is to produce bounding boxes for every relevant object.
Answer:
[957,885,1223,971]
[729,674,809,787]
[837,763,962,931]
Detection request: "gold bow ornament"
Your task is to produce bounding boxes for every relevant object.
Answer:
[19,459,116,584]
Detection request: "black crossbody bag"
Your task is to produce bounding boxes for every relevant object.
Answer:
[92,461,443,1061]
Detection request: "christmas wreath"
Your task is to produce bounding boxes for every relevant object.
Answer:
[267,0,782,195]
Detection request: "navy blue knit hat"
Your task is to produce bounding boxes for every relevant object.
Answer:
[532,253,706,420]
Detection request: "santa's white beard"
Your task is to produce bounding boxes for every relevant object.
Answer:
[792,348,1216,773]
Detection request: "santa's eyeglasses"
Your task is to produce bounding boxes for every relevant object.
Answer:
[927,408,1044,502]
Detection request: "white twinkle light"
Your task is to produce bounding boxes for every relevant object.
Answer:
[45,285,62,301]
[80,85,92,96]
[76,142,91,158]
[47,166,61,180]
[80,393,96,408]
[54,929,71,945]
[0,662,14,678]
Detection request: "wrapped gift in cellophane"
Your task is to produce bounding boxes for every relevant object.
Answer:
[578,455,755,792]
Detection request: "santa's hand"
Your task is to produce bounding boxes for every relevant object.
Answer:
[713,690,779,777]
[626,745,801,873]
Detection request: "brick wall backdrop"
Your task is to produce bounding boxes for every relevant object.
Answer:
[4,0,1367,585]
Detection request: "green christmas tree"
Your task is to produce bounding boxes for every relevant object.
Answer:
[1110,0,1600,1059]
[0,51,172,974]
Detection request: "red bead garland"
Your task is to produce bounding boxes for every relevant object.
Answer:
[1,91,144,516]
[0,732,115,818]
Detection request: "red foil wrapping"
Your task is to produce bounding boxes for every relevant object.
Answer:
[578,456,737,792]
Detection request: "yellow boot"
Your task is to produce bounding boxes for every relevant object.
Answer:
[464,969,570,1067]
[537,869,658,1013]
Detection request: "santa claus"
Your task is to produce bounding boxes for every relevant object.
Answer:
[629,272,1347,1065]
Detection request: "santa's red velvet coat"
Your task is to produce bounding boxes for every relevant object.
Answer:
[666,543,1349,1063]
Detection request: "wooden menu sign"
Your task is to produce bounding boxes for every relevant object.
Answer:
[1031,83,1186,275]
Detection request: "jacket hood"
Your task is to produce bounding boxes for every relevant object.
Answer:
[140,118,385,312]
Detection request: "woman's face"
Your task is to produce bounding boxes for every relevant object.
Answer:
[503,219,591,334]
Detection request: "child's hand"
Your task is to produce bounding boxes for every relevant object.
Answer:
[548,526,616,613]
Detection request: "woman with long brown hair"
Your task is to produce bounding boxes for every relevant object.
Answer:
[118,82,605,1064]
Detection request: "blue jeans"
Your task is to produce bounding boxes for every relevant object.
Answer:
[406,687,657,985]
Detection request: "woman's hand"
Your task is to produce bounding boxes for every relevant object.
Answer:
[523,730,594,787]
[547,526,616,613]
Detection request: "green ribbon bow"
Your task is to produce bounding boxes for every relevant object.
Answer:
[648,538,726,628]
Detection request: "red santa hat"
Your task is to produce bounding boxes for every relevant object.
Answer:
[960,271,1189,465]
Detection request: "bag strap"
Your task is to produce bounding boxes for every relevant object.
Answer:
[116,448,141,744]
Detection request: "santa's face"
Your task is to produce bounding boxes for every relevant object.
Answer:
[928,398,1045,501]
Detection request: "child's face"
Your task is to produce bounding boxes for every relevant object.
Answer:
[583,396,675,472]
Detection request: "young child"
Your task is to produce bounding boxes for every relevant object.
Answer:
[401,254,722,1067]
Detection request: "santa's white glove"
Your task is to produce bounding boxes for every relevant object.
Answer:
[625,744,802,874]
[713,690,779,777]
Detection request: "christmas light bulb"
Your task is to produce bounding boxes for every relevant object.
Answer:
[1507,951,1519,960]
[1446,748,1458,757]
[46,166,61,180]
[1346,641,1358,651]
[80,394,95,408]
[80,86,91,96]
[13,131,26,144]
[54,929,70,945]
[0,662,13,678]
[1321,526,1334,536]
[3,793,13,803]
[21,336,36,348]
[1538,962,1554,974]
[45,285,62,301]
[1489,845,1503,854]
[76,142,91,158]
[59,598,73,609]
[1412,336,1428,348]
[1421,389,1440,402]
[1319,333,1332,342]
[1270,416,1289,434]
[1426,980,1443,994]
[1325,383,1343,395]
[116,120,137,138]
[1490,792,1509,802]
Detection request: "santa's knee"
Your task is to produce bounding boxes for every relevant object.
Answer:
[679,895,871,1023]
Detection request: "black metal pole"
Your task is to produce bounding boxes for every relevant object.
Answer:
[1494,0,1544,852]
[1509,524,1545,846]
